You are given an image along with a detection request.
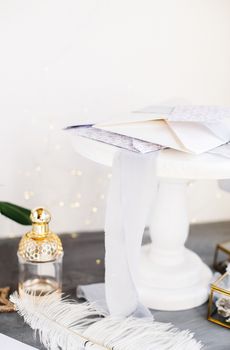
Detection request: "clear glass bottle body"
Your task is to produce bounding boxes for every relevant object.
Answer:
[17,207,63,296]
[18,254,63,296]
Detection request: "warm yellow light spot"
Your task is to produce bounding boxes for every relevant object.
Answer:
[24,191,34,200]
[71,169,82,176]
[70,202,80,208]
[59,201,64,207]
[191,217,197,223]
[71,232,79,239]
[92,207,98,213]
[9,233,16,239]
[35,165,41,172]
[96,259,101,265]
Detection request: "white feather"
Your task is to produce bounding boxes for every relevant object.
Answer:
[10,292,203,350]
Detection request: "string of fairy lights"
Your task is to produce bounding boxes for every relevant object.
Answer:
[20,168,226,229]
[2,118,114,238]
[2,118,229,238]
[21,161,111,230]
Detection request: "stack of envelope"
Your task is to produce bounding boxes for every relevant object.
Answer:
[69,105,230,156]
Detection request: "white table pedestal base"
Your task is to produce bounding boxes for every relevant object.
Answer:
[138,179,212,311]
[70,137,226,311]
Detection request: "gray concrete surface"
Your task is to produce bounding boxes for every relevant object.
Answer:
[0,222,230,349]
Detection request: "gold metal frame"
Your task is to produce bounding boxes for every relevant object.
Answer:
[208,274,230,329]
[213,240,230,271]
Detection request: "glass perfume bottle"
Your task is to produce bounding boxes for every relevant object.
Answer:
[18,207,63,296]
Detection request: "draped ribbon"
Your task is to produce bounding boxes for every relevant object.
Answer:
[78,150,158,318]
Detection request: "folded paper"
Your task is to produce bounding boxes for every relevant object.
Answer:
[93,105,230,154]
[210,142,230,159]
[136,105,230,122]
[69,125,164,154]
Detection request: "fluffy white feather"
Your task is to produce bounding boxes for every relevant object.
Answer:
[10,292,203,350]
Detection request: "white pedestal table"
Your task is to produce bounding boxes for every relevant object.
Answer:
[72,135,230,311]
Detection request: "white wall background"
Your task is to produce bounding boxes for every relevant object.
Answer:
[0,0,230,237]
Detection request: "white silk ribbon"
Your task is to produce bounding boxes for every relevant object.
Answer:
[104,150,158,317]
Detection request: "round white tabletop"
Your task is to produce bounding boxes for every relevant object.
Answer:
[72,135,230,180]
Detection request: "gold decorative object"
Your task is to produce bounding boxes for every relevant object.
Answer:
[208,266,230,328]
[213,241,230,274]
[18,207,63,296]
[0,287,15,312]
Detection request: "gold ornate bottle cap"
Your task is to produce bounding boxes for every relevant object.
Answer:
[30,207,51,236]
[31,207,51,224]
[18,207,63,262]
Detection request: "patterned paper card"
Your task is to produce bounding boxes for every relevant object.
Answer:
[168,106,230,122]
[71,125,165,153]
[135,105,230,122]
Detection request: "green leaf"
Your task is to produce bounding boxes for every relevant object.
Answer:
[0,202,31,225]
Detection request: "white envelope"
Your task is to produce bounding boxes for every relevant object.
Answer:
[205,119,230,141]
[94,120,187,152]
[95,106,175,127]
[166,121,227,154]
[94,106,230,154]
